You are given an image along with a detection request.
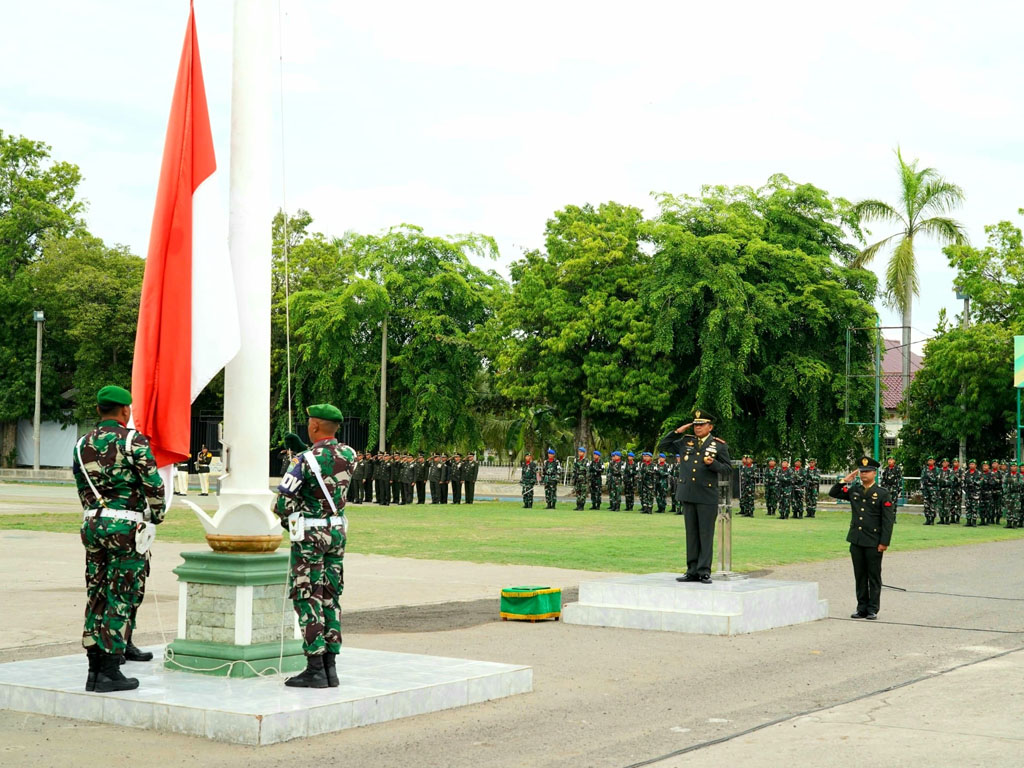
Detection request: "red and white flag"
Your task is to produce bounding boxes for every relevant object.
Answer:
[132,2,239,471]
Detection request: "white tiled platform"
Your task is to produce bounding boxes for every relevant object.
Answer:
[561,573,828,635]
[0,646,532,745]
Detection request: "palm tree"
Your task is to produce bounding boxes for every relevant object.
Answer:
[853,148,968,409]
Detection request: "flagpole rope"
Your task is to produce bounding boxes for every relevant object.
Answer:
[277,0,294,435]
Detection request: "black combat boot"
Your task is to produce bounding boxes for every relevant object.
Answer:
[85,646,101,692]
[285,654,329,688]
[323,652,339,688]
[94,652,140,692]
[124,642,154,662]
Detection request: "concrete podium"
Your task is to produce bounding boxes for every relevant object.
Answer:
[561,573,828,635]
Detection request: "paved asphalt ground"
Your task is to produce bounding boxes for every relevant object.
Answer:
[0,483,1022,768]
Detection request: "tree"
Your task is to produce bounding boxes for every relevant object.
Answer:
[492,202,672,449]
[646,175,879,466]
[0,131,85,278]
[946,213,1024,331]
[897,323,1014,470]
[276,222,504,452]
[853,148,968,409]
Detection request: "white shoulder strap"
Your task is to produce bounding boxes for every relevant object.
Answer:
[302,450,338,515]
[76,436,107,508]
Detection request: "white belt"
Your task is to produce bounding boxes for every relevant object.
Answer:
[84,509,144,523]
[304,516,346,528]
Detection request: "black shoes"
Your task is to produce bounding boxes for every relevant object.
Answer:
[850,611,878,620]
[699,574,713,584]
[285,654,329,688]
[676,574,699,582]
[94,651,139,692]
[85,646,101,691]
[864,613,878,620]
[124,643,153,662]
[323,652,339,688]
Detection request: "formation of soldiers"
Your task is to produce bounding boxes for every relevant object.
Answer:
[343,450,480,506]
[744,457,822,519]
[919,457,1024,528]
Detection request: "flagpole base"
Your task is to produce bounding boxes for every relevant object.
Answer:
[206,534,283,553]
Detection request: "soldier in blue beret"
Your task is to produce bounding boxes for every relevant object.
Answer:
[588,450,604,509]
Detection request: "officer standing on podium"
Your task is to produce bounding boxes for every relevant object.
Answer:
[828,457,896,620]
[658,410,731,584]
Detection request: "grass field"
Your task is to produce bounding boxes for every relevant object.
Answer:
[2,501,1020,573]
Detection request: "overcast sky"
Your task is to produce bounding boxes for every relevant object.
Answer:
[4,0,1022,355]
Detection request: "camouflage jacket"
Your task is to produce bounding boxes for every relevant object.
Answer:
[542,458,561,483]
[587,459,604,485]
[638,461,658,488]
[804,467,821,490]
[73,419,166,522]
[520,461,539,487]
[274,438,355,521]
[623,460,638,486]
[605,460,622,488]
[739,463,756,489]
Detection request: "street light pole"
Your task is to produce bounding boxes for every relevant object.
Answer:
[32,310,44,471]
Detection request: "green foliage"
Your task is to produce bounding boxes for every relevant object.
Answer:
[897,323,1014,469]
[853,147,968,313]
[946,213,1024,330]
[647,176,878,465]
[0,131,85,278]
[492,202,671,448]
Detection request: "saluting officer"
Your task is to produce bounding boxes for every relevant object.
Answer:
[659,410,732,583]
[829,457,896,620]
[73,386,166,692]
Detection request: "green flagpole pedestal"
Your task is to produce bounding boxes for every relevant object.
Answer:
[164,550,304,678]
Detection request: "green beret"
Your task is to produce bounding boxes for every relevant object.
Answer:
[307,403,342,421]
[97,385,132,406]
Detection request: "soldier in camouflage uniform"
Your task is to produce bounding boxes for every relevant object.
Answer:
[804,458,821,518]
[623,451,638,511]
[791,459,805,519]
[572,447,588,511]
[520,453,539,508]
[963,459,981,527]
[588,450,604,510]
[950,459,963,523]
[993,460,1006,525]
[777,459,796,519]
[763,458,779,516]
[275,403,354,689]
[880,457,902,506]
[1003,463,1021,528]
[638,451,657,514]
[937,458,954,525]
[979,461,994,525]
[738,455,755,517]
[655,453,670,513]
[669,454,681,514]
[606,451,623,511]
[920,457,939,525]
[542,448,561,509]
[73,385,166,692]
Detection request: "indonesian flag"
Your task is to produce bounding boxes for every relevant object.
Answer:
[132,2,239,470]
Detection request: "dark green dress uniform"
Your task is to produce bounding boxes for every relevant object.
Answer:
[415,454,428,504]
[362,453,375,503]
[439,454,451,503]
[428,455,444,503]
[450,454,464,504]
[828,458,895,619]
[658,410,732,581]
[463,455,479,504]
[349,454,364,503]
[374,453,390,505]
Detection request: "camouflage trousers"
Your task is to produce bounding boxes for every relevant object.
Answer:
[965,494,980,526]
[739,487,755,516]
[778,489,793,519]
[81,517,146,654]
[608,482,622,511]
[544,482,558,508]
[624,482,635,511]
[804,488,817,518]
[522,484,536,508]
[922,488,937,524]
[639,483,655,514]
[574,478,587,510]
[979,496,992,525]
[290,526,346,656]
[656,485,668,514]
[764,485,778,515]
[992,492,1003,523]
[589,481,602,509]
[937,488,953,524]
[951,491,962,522]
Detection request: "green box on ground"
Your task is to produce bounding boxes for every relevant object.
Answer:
[500,586,561,622]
